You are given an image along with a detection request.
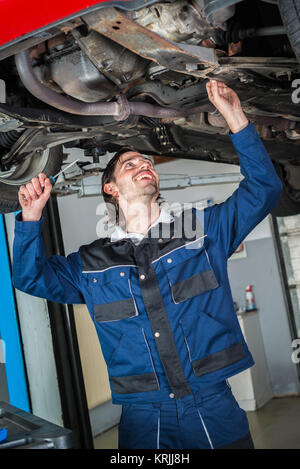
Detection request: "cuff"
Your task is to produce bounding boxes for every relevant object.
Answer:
[15,211,44,234]
[229,120,259,146]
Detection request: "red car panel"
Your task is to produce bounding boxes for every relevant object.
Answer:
[0,0,129,48]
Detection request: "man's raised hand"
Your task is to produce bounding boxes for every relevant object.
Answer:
[18,173,53,221]
[206,79,249,134]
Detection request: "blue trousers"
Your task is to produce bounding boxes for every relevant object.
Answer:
[118,382,254,449]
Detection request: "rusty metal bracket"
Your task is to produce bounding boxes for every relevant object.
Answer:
[82,7,218,78]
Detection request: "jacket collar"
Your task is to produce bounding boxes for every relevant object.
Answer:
[110,207,174,245]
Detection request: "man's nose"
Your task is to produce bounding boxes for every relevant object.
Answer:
[139,159,152,170]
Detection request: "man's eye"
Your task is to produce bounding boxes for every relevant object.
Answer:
[125,162,133,168]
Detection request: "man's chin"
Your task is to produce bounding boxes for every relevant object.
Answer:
[142,184,158,197]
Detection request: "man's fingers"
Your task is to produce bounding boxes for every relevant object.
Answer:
[42,177,53,195]
[206,81,215,103]
[18,185,31,206]
[210,80,221,101]
[206,80,221,103]
[26,182,38,200]
[38,173,47,188]
[32,177,42,195]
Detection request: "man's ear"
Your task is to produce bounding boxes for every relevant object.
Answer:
[103,182,119,198]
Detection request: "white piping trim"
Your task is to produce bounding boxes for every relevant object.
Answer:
[82,264,136,274]
[183,336,193,363]
[152,235,207,265]
[128,278,139,317]
[168,279,180,304]
[141,329,160,390]
[197,409,214,449]
[157,410,160,450]
[203,246,214,270]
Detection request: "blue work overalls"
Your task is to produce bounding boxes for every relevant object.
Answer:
[12,121,282,449]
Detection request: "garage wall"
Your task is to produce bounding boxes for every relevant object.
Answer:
[73,304,111,408]
[228,236,300,395]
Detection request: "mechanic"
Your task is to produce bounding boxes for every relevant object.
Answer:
[12,80,282,449]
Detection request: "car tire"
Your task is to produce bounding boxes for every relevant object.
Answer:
[0,145,63,214]
[278,0,300,63]
[272,162,300,217]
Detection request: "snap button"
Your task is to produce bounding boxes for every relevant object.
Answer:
[167,258,172,264]
[120,272,125,277]
[158,238,163,243]
[93,278,98,283]
[154,332,160,338]
[169,393,175,399]
[140,274,145,280]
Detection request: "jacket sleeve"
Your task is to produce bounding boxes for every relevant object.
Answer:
[12,212,85,304]
[204,120,283,259]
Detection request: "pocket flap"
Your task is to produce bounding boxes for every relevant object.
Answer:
[161,241,219,302]
[171,270,219,303]
[158,237,206,271]
[86,266,132,286]
[94,298,137,322]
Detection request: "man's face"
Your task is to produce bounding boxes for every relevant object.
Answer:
[104,151,159,204]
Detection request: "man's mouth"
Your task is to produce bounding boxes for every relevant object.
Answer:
[135,171,154,181]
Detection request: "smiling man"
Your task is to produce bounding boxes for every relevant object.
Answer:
[101,147,161,238]
[12,80,282,450]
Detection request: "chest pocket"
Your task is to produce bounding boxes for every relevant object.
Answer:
[160,239,219,303]
[87,267,139,322]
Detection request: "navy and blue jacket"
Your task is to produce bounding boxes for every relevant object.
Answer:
[12,121,282,405]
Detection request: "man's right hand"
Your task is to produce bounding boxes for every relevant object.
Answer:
[18,173,53,221]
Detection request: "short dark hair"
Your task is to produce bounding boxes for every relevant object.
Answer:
[101,147,163,225]
[101,146,135,224]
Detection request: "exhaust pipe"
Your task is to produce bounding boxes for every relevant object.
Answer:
[15,50,214,120]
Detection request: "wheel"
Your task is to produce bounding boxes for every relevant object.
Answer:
[0,145,63,214]
[278,0,300,63]
[272,162,300,217]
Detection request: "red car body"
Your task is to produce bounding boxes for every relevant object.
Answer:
[0,0,121,48]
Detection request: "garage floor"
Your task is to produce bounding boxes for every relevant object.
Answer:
[93,396,300,449]
[247,396,300,449]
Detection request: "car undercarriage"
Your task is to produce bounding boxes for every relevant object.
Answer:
[1,0,300,215]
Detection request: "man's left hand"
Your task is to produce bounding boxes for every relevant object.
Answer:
[206,80,249,133]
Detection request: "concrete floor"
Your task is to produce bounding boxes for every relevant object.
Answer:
[94,396,300,449]
[247,396,300,449]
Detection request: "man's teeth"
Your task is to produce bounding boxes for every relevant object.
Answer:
[136,174,152,181]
